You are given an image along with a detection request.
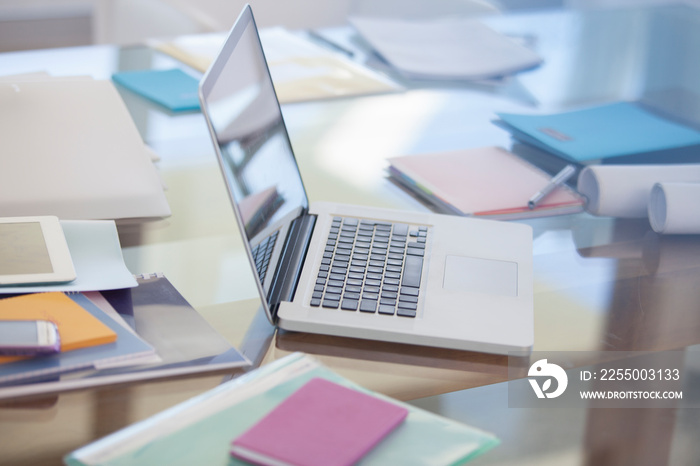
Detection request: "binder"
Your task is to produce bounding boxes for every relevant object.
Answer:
[495,101,700,164]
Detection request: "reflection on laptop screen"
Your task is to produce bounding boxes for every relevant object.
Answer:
[200,10,309,293]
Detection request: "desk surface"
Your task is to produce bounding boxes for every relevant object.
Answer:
[1,5,700,465]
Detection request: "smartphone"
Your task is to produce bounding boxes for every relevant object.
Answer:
[0,320,61,356]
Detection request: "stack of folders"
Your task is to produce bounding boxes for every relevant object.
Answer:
[0,292,156,387]
[388,146,584,220]
[0,273,250,399]
[0,72,170,222]
[65,353,500,466]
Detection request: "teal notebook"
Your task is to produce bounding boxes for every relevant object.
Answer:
[65,353,499,466]
[112,69,200,112]
[495,102,700,163]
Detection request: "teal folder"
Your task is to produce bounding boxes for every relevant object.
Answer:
[112,69,200,112]
[495,102,700,163]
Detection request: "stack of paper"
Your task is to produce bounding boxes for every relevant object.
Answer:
[0,74,170,222]
[65,353,499,466]
[150,27,402,103]
[350,16,543,81]
[0,272,250,399]
[388,146,584,219]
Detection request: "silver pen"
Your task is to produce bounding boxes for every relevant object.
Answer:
[528,164,577,209]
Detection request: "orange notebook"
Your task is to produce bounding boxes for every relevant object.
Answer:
[0,292,117,363]
[388,146,584,219]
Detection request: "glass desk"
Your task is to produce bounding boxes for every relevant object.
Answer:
[1,4,699,465]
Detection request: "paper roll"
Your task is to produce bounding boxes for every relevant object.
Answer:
[578,164,700,218]
[648,182,700,234]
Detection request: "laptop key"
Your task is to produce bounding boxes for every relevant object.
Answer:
[341,299,359,311]
[378,305,395,315]
[310,299,321,307]
[397,308,417,318]
[400,287,420,297]
[322,300,339,309]
[393,223,409,236]
[398,302,417,310]
[360,300,377,313]
[402,255,423,288]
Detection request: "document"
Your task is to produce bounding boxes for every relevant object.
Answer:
[151,27,402,103]
[0,78,171,221]
[350,16,543,80]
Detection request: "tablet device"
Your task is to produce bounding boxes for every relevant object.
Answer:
[0,216,76,285]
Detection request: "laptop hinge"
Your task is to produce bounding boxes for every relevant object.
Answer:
[267,213,316,317]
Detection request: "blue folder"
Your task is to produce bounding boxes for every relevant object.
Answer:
[112,69,200,112]
[496,102,700,163]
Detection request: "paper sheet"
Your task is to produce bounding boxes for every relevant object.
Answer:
[649,182,700,234]
[0,220,137,293]
[350,16,542,80]
[150,27,401,103]
[577,164,700,218]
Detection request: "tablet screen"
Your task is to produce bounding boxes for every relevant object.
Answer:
[0,222,54,275]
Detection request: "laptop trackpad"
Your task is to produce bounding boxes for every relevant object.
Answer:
[443,255,518,297]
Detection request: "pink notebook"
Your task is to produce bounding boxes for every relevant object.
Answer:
[388,146,584,219]
[230,377,408,466]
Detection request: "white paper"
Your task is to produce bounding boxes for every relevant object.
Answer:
[648,182,700,234]
[350,16,543,80]
[578,164,700,218]
[0,220,137,293]
[0,79,170,221]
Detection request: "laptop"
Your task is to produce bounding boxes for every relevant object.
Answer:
[198,5,534,354]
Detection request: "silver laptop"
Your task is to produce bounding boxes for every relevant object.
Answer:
[199,5,533,354]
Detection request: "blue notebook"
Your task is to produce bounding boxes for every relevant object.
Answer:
[495,102,700,163]
[112,69,200,112]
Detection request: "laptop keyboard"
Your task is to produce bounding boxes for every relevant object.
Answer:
[310,217,428,318]
[251,230,279,283]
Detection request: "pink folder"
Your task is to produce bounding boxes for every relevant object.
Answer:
[230,377,408,466]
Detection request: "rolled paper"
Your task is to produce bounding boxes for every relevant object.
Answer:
[578,164,700,218]
[648,182,700,234]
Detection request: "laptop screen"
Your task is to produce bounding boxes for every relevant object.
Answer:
[199,7,309,296]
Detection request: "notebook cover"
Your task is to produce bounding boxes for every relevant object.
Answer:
[496,102,700,163]
[230,377,408,466]
[388,146,583,218]
[112,69,200,112]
